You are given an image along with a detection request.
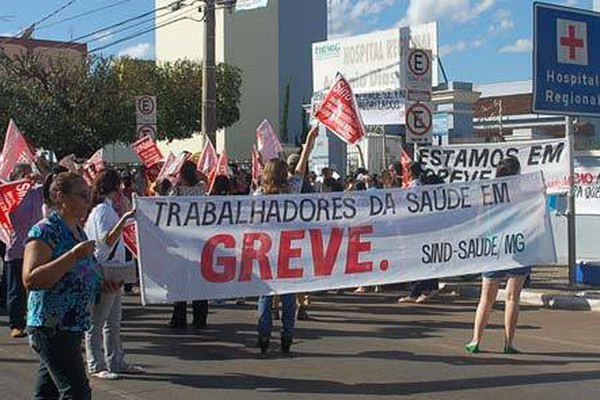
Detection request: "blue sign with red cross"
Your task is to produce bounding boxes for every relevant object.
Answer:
[533,2,600,117]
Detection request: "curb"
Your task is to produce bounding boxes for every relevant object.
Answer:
[439,282,600,311]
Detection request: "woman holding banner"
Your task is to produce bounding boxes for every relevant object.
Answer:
[465,156,529,355]
[84,169,140,380]
[256,126,318,355]
[169,160,209,329]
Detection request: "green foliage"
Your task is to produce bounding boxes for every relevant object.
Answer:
[0,52,243,158]
[280,78,291,143]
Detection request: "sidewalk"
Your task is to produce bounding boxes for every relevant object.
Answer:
[440,266,600,311]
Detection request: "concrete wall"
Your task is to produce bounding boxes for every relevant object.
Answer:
[155,0,205,62]
[219,1,280,158]
[278,0,328,144]
[156,0,327,160]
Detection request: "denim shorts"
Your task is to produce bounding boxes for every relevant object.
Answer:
[482,267,531,280]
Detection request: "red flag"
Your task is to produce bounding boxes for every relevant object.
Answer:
[132,135,163,167]
[208,151,230,194]
[196,140,218,174]
[251,145,263,186]
[0,120,36,180]
[122,221,138,258]
[256,119,283,162]
[314,73,366,145]
[82,150,105,184]
[0,178,33,243]
[400,145,413,188]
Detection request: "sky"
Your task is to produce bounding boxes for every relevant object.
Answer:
[0,0,595,84]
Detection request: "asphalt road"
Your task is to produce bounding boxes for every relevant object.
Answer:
[1,292,599,399]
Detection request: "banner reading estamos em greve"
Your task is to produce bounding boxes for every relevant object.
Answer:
[417,138,570,194]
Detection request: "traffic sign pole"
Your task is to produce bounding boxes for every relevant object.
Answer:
[566,116,577,284]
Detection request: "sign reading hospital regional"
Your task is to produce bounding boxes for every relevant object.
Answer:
[134,174,556,304]
[533,2,600,116]
[312,23,439,95]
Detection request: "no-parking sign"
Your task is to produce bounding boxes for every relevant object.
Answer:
[406,102,433,144]
[405,49,432,102]
[136,95,157,125]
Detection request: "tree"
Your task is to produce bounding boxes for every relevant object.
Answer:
[0,52,243,158]
[280,78,291,143]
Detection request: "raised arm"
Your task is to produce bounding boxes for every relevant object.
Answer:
[295,125,319,181]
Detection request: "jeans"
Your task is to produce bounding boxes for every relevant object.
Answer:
[0,262,7,308]
[84,291,124,373]
[7,259,26,329]
[257,294,296,339]
[29,326,91,400]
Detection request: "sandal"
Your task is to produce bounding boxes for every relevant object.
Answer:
[465,343,480,354]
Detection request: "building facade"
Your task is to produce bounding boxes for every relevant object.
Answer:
[155,0,327,159]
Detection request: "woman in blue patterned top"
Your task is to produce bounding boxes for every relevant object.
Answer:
[22,171,120,399]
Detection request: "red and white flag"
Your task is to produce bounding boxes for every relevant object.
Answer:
[256,119,283,162]
[82,150,105,184]
[132,135,163,167]
[156,152,176,183]
[0,178,33,243]
[208,151,230,194]
[400,145,413,188]
[251,145,263,186]
[196,140,218,174]
[314,73,366,145]
[122,221,138,258]
[0,120,36,180]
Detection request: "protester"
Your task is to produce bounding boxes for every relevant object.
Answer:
[255,125,318,355]
[169,160,209,329]
[6,163,44,338]
[84,169,140,380]
[22,172,108,399]
[465,156,528,354]
[398,168,444,304]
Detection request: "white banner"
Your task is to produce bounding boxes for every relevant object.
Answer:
[574,166,600,215]
[135,173,556,304]
[235,0,268,12]
[418,139,570,194]
[312,23,438,96]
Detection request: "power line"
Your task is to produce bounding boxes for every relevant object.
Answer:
[90,7,203,54]
[17,0,79,37]
[86,6,183,44]
[35,1,197,55]
[36,0,137,30]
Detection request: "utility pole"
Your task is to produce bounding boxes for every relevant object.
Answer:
[202,0,217,146]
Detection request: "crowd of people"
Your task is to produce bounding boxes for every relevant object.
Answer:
[0,126,532,399]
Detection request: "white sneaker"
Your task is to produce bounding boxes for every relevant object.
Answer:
[92,370,120,380]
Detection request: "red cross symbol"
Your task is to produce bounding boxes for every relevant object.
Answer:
[560,25,584,60]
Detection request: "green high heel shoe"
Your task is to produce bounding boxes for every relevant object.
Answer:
[503,345,521,354]
[465,343,480,354]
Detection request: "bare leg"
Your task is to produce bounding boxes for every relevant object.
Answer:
[468,279,500,346]
[504,275,527,348]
